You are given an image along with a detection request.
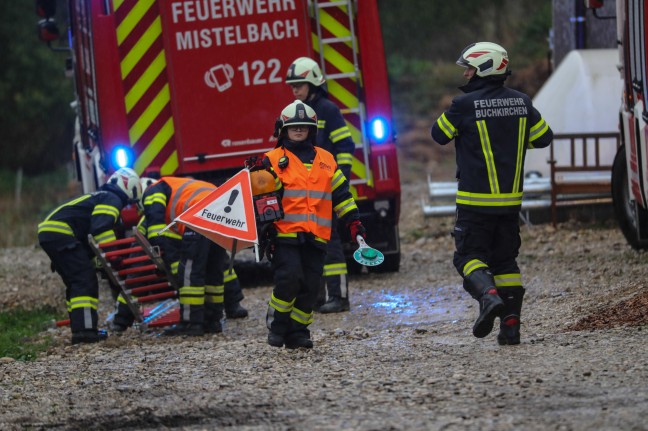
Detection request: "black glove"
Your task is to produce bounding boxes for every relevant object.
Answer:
[347,220,366,245]
[258,224,276,262]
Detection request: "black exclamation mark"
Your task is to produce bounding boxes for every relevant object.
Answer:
[224,189,239,213]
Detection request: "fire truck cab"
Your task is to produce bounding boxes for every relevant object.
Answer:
[36,0,402,271]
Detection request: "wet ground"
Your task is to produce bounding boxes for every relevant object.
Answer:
[1,182,648,430]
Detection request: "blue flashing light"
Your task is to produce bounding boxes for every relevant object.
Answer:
[111,146,133,169]
[370,117,389,143]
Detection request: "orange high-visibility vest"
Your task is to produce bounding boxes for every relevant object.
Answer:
[162,177,216,235]
[266,147,336,240]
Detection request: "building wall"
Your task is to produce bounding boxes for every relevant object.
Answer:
[552,0,617,68]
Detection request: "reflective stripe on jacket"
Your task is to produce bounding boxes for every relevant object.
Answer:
[266,147,337,240]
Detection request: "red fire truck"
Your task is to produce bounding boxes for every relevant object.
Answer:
[586,0,648,249]
[36,0,401,271]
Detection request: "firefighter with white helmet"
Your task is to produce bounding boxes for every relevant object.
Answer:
[286,57,357,314]
[38,167,142,344]
[431,42,553,346]
[260,100,366,348]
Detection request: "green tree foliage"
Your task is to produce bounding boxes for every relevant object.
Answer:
[378,0,552,127]
[0,1,74,174]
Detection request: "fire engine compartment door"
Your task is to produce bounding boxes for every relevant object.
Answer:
[160,1,312,173]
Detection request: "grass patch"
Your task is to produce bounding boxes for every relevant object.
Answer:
[0,307,64,361]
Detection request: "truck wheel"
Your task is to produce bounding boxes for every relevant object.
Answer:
[611,146,648,250]
[369,251,400,273]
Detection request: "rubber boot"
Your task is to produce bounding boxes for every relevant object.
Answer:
[266,306,292,348]
[463,269,505,338]
[204,303,224,334]
[162,303,205,336]
[71,329,108,345]
[111,301,134,333]
[285,321,313,349]
[497,287,525,345]
[318,296,350,313]
[225,302,249,319]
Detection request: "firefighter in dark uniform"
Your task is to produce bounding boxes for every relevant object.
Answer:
[130,177,243,336]
[431,42,553,345]
[262,100,366,348]
[110,179,248,332]
[38,167,142,344]
[285,56,357,313]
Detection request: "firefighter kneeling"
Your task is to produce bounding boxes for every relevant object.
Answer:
[258,100,366,349]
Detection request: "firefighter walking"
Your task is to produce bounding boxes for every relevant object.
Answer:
[431,42,553,345]
[261,100,366,348]
[38,167,142,345]
[285,57,357,313]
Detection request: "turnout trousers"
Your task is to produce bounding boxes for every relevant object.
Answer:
[39,236,99,333]
[267,240,326,337]
[177,230,227,325]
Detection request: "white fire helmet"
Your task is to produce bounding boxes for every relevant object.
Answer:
[279,100,318,132]
[107,167,142,202]
[456,42,509,77]
[140,177,157,195]
[285,57,326,87]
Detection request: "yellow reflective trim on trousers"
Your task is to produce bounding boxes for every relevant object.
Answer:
[125,50,166,113]
[513,117,527,192]
[269,293,295,313]
[121,16,162,79]
[117,294,128,304]
[170,261,178,275]
[494,273,522,287]
[129,83,170,145]
[223,270,238,283]
[529,117,549,142]
[290,307,314,325]
[276,232,297,238]
[163,231,182,240]
[116,0,155,45]
[205,284,224,304]
[179,286,205,305]
[324,262,347,276]
[456,191,523,207]
[476,120,499,194]
[134,117,175,174]
[69,296,98,311]
[94,230,117,244]
[37,220,74,236]
[160,150,179,175]
[437,113,457,139]
[463,259,487,277]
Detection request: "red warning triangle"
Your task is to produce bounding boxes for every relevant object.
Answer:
[174,169,257,252]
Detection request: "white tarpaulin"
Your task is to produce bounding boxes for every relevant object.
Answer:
[524,49,622,177]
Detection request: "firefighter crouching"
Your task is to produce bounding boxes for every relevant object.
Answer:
[140,176,246,336]
[431,42,553,345]
[260,100,366,349]
[38,167,142,345]
[285,56,356,314]
[110,178,248,332]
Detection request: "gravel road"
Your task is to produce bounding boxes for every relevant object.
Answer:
[1,181,647,431]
